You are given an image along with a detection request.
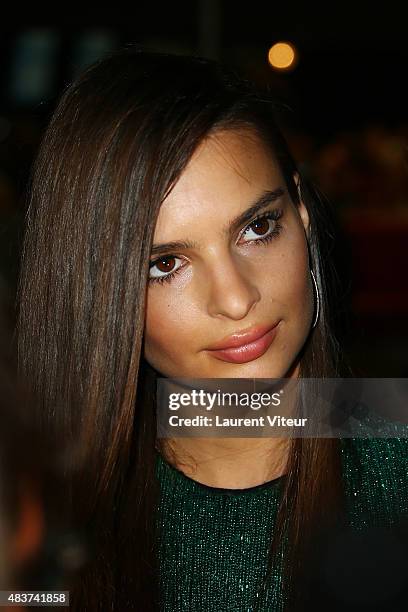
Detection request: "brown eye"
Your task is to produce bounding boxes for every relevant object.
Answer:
[149,255,183,282]
[250,217,270,236]
[240,209,283,245]
[156,256,176,273]
[242,215,274,242]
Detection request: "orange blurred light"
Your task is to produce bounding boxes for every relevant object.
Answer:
[268,42,297,71]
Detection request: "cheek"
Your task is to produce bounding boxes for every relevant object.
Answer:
[284,250,311,309]
[263,230,313,324]
[143,291,197,372]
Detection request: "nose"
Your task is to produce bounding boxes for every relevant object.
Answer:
[206,252,261,320]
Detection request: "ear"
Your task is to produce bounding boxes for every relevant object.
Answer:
[293,172,310,240]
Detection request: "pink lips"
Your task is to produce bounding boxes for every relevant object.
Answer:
[206,322,280,364]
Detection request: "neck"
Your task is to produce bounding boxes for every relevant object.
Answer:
[159,361,300,489]
[163,436,290,489]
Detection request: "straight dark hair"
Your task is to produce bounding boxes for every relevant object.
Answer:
[0,302,75,594]
[16,47,346,611]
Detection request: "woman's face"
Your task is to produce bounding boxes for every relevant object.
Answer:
[143,127,314,378]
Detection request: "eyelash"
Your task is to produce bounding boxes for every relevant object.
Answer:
[148,208,284,286]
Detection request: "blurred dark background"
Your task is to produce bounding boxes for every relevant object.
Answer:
[0,2,407,376]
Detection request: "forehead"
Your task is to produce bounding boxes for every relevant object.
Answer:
[153,128,283,239]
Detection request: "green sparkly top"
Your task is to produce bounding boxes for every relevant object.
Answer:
[156,437,408,611]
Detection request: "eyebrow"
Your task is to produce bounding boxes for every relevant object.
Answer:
[150,186,285,258]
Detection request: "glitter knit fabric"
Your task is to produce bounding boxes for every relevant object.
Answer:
[156,437,408,611]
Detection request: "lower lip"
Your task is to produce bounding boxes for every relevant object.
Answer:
[207,323,280,364]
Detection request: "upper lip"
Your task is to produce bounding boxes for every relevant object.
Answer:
[206,322,279,351]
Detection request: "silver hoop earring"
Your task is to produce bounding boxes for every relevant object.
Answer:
[310,268,320,329]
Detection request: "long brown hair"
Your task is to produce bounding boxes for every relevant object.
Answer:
[16,47,347,611]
